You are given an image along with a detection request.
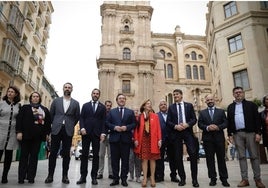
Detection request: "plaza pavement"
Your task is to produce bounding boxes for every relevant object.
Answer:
[0,157,267,188]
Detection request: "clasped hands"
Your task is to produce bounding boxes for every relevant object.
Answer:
[134,140,162,149]
[207,124,219,131]
[174,123,189,131]
[114,125,127,132]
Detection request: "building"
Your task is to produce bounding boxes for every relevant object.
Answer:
[0,1,57,107]
[97,1,211,112]
[206,1,268,108]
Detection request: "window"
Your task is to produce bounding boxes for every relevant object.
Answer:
[167,64,173,78]
[185,54,190,59]
[168,93,173,105]
[122,80,130,93]
[124,25,129,31]
[260,1,268,9]
[228,34,243,53]
[193,65,198,79]
[123,48,131,60]
[233,69,250,90]
[0,86,3,99]
[191,51,197,60]
[160,49,165,58]
[167,52,172,57]
[27,68,33,83]
[186,65,192,79]
[224,1,237,18]
[200,66,205,80]
[198,54,203,59]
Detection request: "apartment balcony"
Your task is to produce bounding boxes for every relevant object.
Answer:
[39,1,47,12]
[33,30,42,44]
[0,61,15,77]
[30,53,38,66]
[117,89,135,96]
[0,11,8,30]
[37,62,44,73]
[21,40,31,55]
[43,26,50,38]
[45,12,52,24]
[15,68,27,82]
[36,15,45,28]
[24,18,34,32]
[40,44,47,54]
[27,1,38,13]
[26,79,37,90]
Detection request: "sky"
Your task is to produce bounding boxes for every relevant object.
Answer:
[44,0,208,105]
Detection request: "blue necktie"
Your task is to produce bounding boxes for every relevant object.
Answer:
[209,107,213,120]
[93,101,96,113]
[119,107,123,119]
[178,103,183,123]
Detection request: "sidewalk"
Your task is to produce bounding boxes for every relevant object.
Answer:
[0,157,267,187]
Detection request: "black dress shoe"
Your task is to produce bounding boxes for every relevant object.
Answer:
[171,177,180,182]
[192,180,199,187]
[18,180,24,184]
[121,180,128,187]
[76,177,86,184]
[110,180,119,186]
[92,178,98,185]
[28,179,35,184]
[1,178,8,184]
[62,176,70,184]
[222,181,230,187]
[97,174,103,179]
[178,179,186,186]
[156,177,164,182]
[108,175,114,179]
[45,175,53,183]
[209,180,217,186]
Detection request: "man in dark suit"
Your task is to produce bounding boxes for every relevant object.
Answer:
[166,89,199,187]
[106,93,136,187]
[198,94,230,187]
[76,88,106,185]
[45,82,80,184]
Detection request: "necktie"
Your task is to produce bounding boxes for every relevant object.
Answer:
[209,107,213,120]
[178,103,183,123]
[93,101,96,113]
[119,107,123,119]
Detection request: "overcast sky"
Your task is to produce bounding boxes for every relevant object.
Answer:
[44,0,208,105]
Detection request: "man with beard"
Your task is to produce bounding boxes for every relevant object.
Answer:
[45,82,80,184]
[76,88,106,185]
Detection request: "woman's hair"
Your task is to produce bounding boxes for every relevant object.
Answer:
[262,95,268,107]
[140,99,151,113]
[2,86,21,104]
[29,91,42,104]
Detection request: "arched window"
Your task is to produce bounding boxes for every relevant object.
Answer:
[167,64,173,78]
[193,65,198,79]
[124,25,129,31]
[168,93,173,105]
[186,65,192,79]
[200,66,205,80]
[191,51,197,60]
[160,49,165,58]
[123,48,131,60]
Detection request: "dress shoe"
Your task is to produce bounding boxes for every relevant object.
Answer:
[76,177,86,184]
[110,180,119,186]
[97,174,103,179]
[209,180,217,186]
[28,179,35,184]
[18,180,24,184]
[237,179,249,187]
[45,175,53,183]
[222,181,230,187]
[255,179,265,188]
[192,180,199,187]
[121,180,128,187]
[171,177,180,182]
[62,176,70,184]
[178,179,186,186]
[1,178,8,184]
[155,177,164,182]
[92,178,98,185]
[108,175,114,179]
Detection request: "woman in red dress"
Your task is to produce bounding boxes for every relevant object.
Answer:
[134,99,162,187]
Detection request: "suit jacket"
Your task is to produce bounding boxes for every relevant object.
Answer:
[259,110,268,147]
[227,99,261,136]
[79,101,106,137]
[198,107,227,142]
[157,111,168,143]
[106,107,136,143]
[16,104,51,141]
[167,102,197,141]
[50,97,80,137]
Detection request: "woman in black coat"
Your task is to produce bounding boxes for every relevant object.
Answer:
[16,92,51,184]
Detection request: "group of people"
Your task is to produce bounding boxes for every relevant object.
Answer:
[0,84,267,188]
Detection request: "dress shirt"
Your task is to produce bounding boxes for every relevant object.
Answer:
[234,102,245,130]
